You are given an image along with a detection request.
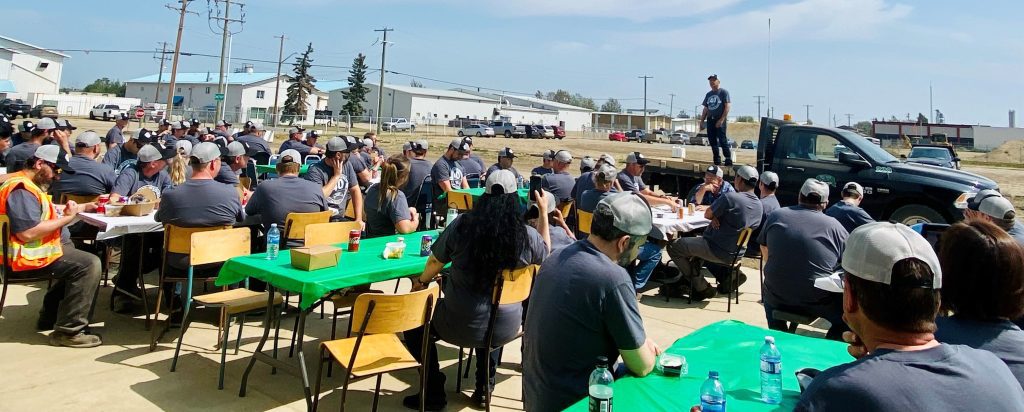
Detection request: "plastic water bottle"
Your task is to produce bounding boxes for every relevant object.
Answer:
[588,356,613,412]
[760,336,783,404]
[700,371,727,412]
[445,208,458,228]
[266,223,280,260]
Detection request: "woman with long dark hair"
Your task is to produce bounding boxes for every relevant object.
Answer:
[403,170,550,410]
[363,154,418,237]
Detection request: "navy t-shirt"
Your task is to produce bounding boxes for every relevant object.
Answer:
[541,171,576,204]
[825,200,875,234]
[244,175,328,233]
[748,194,782,251]
[278,139,312,158]
[579,189,613,213]
[935,316,1024,388]
[105,126,125,145]
[758,205,848,307]
[702,88,731,119]
[704,191,763,259]
[530,166,552,176]
[215,162,240,185]
[690,181,735,205]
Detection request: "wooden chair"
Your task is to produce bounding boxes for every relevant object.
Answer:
[0,216,54,318]
[454,265,538,410]
[149,224,231,351]
[283,211,333,250]
[724,228,754,313]
[344,201,356,220]
[312,285,439,412]
[304,221,361,247]
[558,201,572,218]
[447,191,473,211]
[577,210,593,235]
[170,228,284,390]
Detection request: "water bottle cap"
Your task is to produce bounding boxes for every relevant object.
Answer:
[270,223,277,228]
[596,356,608,367]
[708,371,719,378]
[765,336,775,344]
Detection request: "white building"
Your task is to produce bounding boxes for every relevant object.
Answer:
[455,89,593,131]
[0,35,68,101]
[124,70,324,124]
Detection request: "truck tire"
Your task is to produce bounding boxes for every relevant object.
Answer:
[504,131,512,138]
[89,112,96,120]
[889,204,946,225]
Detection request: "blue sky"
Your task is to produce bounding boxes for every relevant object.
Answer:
[5,0,1022,126]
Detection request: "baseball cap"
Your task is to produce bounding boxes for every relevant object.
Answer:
[138,144,166,162]
[499,147,516,158]
[74,131,102,147]
[800,178,829,203]
[411,139,429,151]
[965,189,1002,211]
[580,156,596,170]
[307,130,321,139]
[708,74,719,80]
[841,222,942,288]
[402,141,412,151]
[542,149,555,160]
[279,149,302,164]
[58,119,78,130]
[705,165,723,178]
[37,117,57,130]
[251,122,266,131]
[760,171,780,187]
[449,138,471,152]
[189,118,201,126]
[484,169,517,195]
[157,118,171,127]
[116,113,130,121]
[526,190,558,219]
[596,192,654,237]
[361,138,374,148]
[554,150,573,163]
[175,139,193,156]
[626,152,650,165]
[977,195,1016,220]
[173,120,190,130]
[216,120,232,127]
[593,164,617,182]
[289,126,305,135]
[190,142,222,163]
[225,141,260,157]
[327,135,359,153]
[133,128,156,143]
[735,165,758,184]
[843,182,864,197]
[34,144,60,163]
[598,153,616,166]
[20,120,35,133]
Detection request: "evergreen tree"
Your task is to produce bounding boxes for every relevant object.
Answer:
[600,98,622,113]
[341,53,370,125]
[283,43,316,124]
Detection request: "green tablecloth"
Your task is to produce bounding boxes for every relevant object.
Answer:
[566,320,850,411]
[256,164,310,175]
[216,230,438,309]
[450,187,531,204]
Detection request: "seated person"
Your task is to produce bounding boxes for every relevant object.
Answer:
[457,138,485,178]
[934,219,1024,387]
[0,145,102,347]
[278,126,323,159]
[55,131,116,196]
[103,129,150,175]
[759,178,849,340]
[578,164,618,212]
[541,150,576,206]
[824,182,875,233]
[747,170,781,254]
[524,193,661,411]
[363,155,419,238]
[527,190,575,251]
[234,122,272,164]
[796,222,1024,411]
[689,165,735,206]
[215,140,258,188]
[400,140,432,201]
[579,156,595,173]
[617,152,677,209]
[304,136,363,223]
[962,190,1024,246]
[245,149,329,238]
[403,171,550,410]
[573,153,618,205]
[531,150,554,176]
[484,147,522,181]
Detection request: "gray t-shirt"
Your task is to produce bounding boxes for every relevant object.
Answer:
[401,157,432,201]
[236,134,271,156]
[702,88,731,119]
[458,154,485,177]
[303,159,357,214]
[749,194,782,251]
[758,205,848,308]
[5,142,40,173]
[530,166,552,176]
[796,344,1024,412]
[56,155,116,196]
[704,191,763,260]
[102,145,135,172]
[363,184,412,238]
[486,164,522,181]
[278,139,312,158]
[215,162,240,185]
[825,200,875,234]
[430,156,464,195]
[935,316,1024,388]
[617,170,646,193]
[5,188,70,243]
[105,126,124,145]
[542,171,576,204]
[244,175,328,233]
[548,225,574,251]
[155,179,245,227]
[579,189,613,213]
[524,239,647,412]
[112,164,173,198]
[430,215,546,349]
[1008,222,1024,246]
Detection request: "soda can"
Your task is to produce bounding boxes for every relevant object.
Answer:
[420,235,432,257]
[348,230,361,252]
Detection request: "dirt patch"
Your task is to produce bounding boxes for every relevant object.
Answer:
[980,140,1024,164]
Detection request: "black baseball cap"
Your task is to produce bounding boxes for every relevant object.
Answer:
[708,74,719,80]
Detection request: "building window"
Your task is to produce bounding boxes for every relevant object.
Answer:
[177,87,182,93]
[248,107,268,120]
[141,86,145,91]
[205,86,211,94]
[256,90,265,99]
[36,62,49,71]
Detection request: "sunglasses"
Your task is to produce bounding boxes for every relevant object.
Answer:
[44,161,62,174]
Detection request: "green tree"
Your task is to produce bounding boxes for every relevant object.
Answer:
[854,120,873,136]
[283,43,316,124]
[534,90,544,99]
[545,89,573,104]
[571,93,597,110]
[600,98,622,113]
[917,112,929,124]
[82,77,125,96]
[341,53,370,125]
[736,115,755,123]
[409,79,423,88]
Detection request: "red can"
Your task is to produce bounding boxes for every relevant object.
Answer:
[348,230,361,252]
[96,194,110,213]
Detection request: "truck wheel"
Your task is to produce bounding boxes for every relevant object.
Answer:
[89,113,96,120]
[889,204,946,225]
[505,131,512,138]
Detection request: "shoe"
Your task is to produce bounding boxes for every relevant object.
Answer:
[690,286,717,302]
[716,272,749,295]
[48,331,102,348]
[724,160,734,167]
[470,388,492,409]
[36,315,56,331]
[402,393,447,411]
[111,292,137,314]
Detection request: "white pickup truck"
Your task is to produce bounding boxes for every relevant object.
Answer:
[89,104,124,121]
[382,118,416,132]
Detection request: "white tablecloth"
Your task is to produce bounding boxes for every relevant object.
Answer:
[650,206,710,240]
[78,212,163,240]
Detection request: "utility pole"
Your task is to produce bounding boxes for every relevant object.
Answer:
[210,0,245,121]
[754,95,765,119]
[165,0,195,119]
[639,75,652,131]
[668,93,676,120]
[803,104,813,124]
[929,82,933,124]
[271,34,286,126]
[845,113,853,126]
[153,42,168,103]
[374,27,394,134]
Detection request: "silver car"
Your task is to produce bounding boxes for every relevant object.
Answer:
[459,124,495,137]
[669,132,689,144]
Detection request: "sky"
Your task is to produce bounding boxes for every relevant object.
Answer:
[5,0,1023,126]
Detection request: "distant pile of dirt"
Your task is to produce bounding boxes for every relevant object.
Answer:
[981,140,1024,163]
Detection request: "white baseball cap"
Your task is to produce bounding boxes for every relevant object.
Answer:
[760,171,779,187]
[800,178,829,203]
[279,149,302,164]
[841,222,942,288]
[843,182,864,197]
[484,169,518,195]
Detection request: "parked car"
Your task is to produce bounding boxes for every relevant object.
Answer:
[29,104,58,119]
[740,140,756,149]
[669,132,689,144]
[458,124,495,137]
[643,130,669,144]
[0,99,31,118]
[89,104,124,121]
[689,134,710,146]
[906,144,961,169]
[550,125,566,139]
[608,131,627,142]
[521,124,546,139]
[382,118,415,131]
[534,125,549,139]
[489,121,526,138]
[625,129,645,142]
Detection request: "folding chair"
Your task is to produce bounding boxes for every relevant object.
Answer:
[277,211,332,352]
[577,210,593,235]
[725,228,754,313]
[312,286,439,412]
[447,191,473,212]
[170,228,285,390]
[465,173,482,189]
[0,216,54,318]
[304,155,322,165]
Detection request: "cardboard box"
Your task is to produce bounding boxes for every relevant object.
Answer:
[290,245,341,271]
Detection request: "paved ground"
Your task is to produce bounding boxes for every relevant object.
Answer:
[0,264,815,411]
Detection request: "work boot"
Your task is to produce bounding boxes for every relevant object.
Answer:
[49,331,103,348]
[717,272,748,295]
[403,373,447,411]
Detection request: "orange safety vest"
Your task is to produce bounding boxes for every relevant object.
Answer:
[0,171,63,271]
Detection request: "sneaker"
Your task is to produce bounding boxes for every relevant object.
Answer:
[470,388,492,409]
[49,331,102,348]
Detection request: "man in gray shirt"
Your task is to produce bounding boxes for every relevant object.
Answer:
[700,74,732,166]
[304,136,363,223]
[457,138,486,178]
[825,182,875,233]
[617,151,677,210]
[55,131,116,196]
[215,140,258,186]
[6,117,55,173]
[573,153,616,205]
[110,144,174,200]
[245,149,328,235]
[759,179,849,339]
[105,113,128,146]
[431,138,470,213]
[747,170,781,254]
[525,193,661,412]
[485,147,522,181]
[796,222,1024,411]
[235,122,272,164]
[278,126,324,159]
[401,140,432,201]
[541,150,576,205]
[664,165,762,301]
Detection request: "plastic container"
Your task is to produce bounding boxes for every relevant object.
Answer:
[383,241,406,259]
[760,336,783,404]
[700,371,726,412]
[588,356,613,412]
[266,223,280,260]
[656,353,687,377]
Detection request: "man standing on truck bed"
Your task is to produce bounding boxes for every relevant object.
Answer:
[700,74,732,166]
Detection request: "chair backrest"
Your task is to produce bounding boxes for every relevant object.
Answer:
[164,224,231,255]
[558,201,573,218]
[304,221,361,246]
[343,201,356,220]
[239,176,253,191]
[465,173,482,189]
[577,210,593,235]
[0,215,10,278]
[304,155,321,165]
[244,158,258,181]
[351,285,440,335]
[268,154,279,165]
[189,227,251,266]
[60,194,100,204]
[731,227,755,264]
[447,191,473,211]
[494,264,538,305]
[283,211,333,241]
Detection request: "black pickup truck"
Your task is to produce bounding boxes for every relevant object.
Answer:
[643,117,998,224]
[0,99,31,118]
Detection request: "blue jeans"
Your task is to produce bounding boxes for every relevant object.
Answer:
[630,241,663,290]
[707,119,731,165]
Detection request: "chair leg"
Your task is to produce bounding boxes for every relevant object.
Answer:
[149,286,166,352]
[328,309,339,378]
[464,348,474,381]
[219,314,232,390]
[484,348,492,412]
[0,282,8,318]
[456,347,464,392]
[170,300,196,372]
[289,297,303,358]
[312,346,327,412]
[235,314,245,355]
[371,374,383,412]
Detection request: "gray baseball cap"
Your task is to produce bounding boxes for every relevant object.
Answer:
[977,195,1016,220]
[37,117,57,130]
[735,165,758,183]
[190,142,221,163]
[175,139,193,156]
[965,189,1002,211]
[841,222,942,289]
[58,119,77,130]
[288,126,305,134]
[626,152,650,165]
[527,190,557,217]
[598,153,616,167]
[173,120,190,130]
[593,164,617,183]
[449,138,471,152]
[75,131,102,147]
[401,142,412,151]
[484,169,518,195]
[800,178,829,203]
[596,192,653,237]
[580,156,596,171]
[327,135,359,153]
[542,149,555,160]
[412,139,429,151]
[554,150,573,163]
[216,120,232,127]
[279,149,302,164]
[138,144,164,162]
[760,171,780,186]
[251,122,266,131]
[34,144,60,163]
[843,182,864,197]
[705,165,724,178]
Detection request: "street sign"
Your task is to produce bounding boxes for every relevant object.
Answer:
[214,93,224,101]
[134,108,145,119]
